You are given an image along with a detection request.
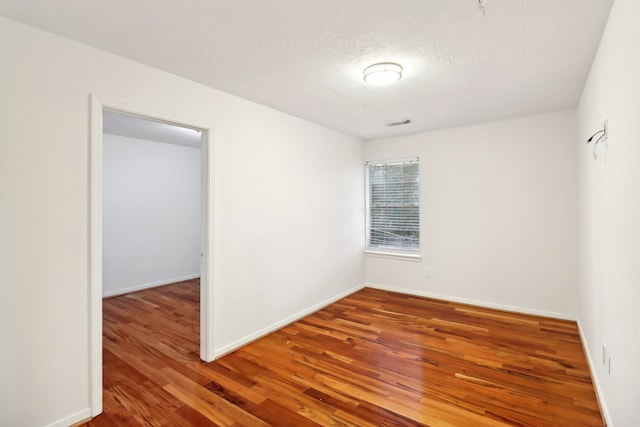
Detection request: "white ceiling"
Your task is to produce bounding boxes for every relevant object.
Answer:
[103,110,202,148]
[0,0,613,140]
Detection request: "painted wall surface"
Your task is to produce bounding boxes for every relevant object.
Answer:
[576,0,640,425]
[364,111,579,318]
[0,17,363,427]
[102,134,201,297]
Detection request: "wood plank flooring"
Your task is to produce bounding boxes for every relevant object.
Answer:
[84,281,604,426]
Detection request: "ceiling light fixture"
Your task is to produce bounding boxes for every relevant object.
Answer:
[363,62,403,86]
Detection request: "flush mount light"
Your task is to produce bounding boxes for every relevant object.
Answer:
[363,62,403,86]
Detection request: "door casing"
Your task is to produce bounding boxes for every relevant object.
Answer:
[88,94,215,416]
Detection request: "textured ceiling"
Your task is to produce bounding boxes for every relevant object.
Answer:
[0,0,613,139]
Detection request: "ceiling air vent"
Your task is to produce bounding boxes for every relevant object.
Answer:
[385,118,411,127]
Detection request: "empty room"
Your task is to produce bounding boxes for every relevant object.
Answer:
[0,1,638,426]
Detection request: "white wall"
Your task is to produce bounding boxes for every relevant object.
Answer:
[576,0,640,425]
[365,111,579,318]
[102,134,201,297]
[0,17,363,427]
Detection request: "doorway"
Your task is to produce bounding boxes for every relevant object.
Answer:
[88,95,215,416]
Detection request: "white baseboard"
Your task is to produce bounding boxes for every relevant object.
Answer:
[577,319,612,427]
[214,284,365,358]
[102,274,200,298]
[44,408,91,427]
[364,283,577,321]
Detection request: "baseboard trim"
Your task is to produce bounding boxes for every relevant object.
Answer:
[364,283,577,321]
[44,408,91,427]
[102,274,200,298]
[576,319,612,427]
[214,284,365,358]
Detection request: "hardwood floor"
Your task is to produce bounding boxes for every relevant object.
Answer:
[84,282,604,426]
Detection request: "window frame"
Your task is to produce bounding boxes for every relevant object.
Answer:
[364,157,420,258]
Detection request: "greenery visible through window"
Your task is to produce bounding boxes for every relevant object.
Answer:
[366,158,420,252]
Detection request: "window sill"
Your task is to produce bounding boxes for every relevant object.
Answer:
[364,250,422,262]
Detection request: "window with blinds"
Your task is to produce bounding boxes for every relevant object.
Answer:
[365,158,420,252]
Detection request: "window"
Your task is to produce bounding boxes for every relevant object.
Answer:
[365,158,420,253]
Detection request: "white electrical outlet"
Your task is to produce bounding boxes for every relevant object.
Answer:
[424,268,432,278]
[602,344,612,374]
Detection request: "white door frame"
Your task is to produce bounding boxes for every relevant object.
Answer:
[89,94,215,416]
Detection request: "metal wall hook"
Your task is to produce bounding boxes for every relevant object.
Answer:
[586,121,608,159]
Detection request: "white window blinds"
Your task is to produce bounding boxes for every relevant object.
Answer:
[365,158,420,252]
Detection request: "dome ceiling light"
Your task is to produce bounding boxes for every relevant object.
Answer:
[363,62,403,86]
